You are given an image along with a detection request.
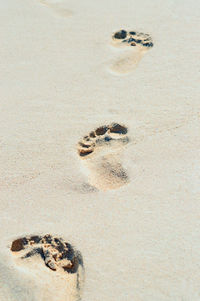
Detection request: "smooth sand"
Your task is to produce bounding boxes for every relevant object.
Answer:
[0,0,200,300]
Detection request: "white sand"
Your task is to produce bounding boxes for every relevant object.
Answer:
[0,0,200,300]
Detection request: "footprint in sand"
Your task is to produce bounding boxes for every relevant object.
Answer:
[10,234,84,301]
[109,29,153,75]
[39,0,72,17]
[77,123,129,191]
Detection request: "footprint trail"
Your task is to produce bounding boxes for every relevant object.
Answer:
[109,29,153,74]
[77,123,129,191]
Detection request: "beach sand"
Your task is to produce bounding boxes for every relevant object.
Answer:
[0,0,200,300]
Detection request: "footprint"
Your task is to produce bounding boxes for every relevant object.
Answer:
[77,123,129,191]
[10,234,84,301]
[39,0,73,17]
[109,29,153,74]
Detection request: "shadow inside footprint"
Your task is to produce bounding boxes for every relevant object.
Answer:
[77,123,129,191]
[109,29,153,75]
[10,234,84,300]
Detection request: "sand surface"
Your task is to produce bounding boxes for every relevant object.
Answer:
[0,0,200,300]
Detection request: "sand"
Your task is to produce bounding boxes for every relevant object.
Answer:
[0,0,200,300]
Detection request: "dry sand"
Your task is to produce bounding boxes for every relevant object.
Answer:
[0,0,200,300]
